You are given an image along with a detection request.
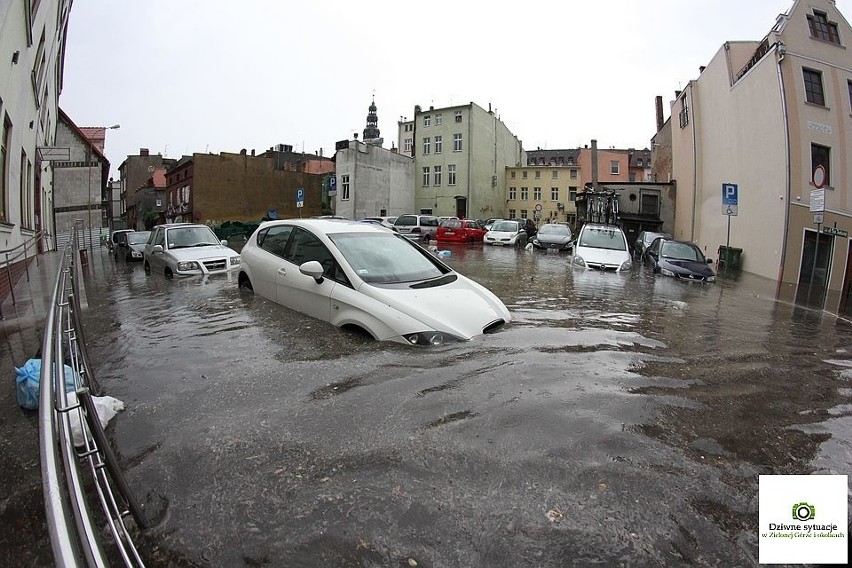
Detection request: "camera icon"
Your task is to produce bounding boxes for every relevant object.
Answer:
[792,502,815,521]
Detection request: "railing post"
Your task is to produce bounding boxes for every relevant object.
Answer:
[23,238,30,282]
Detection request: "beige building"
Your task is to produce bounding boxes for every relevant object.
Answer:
[670,0,852,313]
[504,164,581,227]
[400,102,525,219]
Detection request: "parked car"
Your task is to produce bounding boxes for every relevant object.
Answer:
[143,223,241,278]
[572,223,633,272]
[483,218,501,230]
[237,219,511,345]
[361,216,397,229]
[436,219,486,243]
[393,214,440,243]
[634,230,672,260]
[531,223,573,252]
[643,237,716,283]
[483,220,529,247]
[118,230,151,262]
[108,229,134,254]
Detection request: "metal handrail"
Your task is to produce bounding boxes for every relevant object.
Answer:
[39,222,149,567]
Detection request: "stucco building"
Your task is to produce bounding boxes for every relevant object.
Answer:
[333,139,414,220]
[669,0,852,313]
[401,102,526,219]
[119,149,176,231]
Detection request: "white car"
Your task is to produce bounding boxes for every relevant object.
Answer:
[572,223,633,272]
[237,219,511,345]
[483,219,528,247]
[143,223,241,278]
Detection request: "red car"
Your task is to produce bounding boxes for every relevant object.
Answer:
[436,219,486,243]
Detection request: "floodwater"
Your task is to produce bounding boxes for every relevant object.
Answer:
[72,244,852,566]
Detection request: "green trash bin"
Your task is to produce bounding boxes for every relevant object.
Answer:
[717,245,743,276]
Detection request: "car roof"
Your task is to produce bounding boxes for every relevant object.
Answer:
[582,223,623,232]
[258,218,391,235]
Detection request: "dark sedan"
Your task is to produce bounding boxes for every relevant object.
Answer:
[634,230,671,260]
[643,237,716,283]
[531,223,573,252]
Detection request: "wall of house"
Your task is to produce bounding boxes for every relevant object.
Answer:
[334,141,414,219]
[52,119,105,238]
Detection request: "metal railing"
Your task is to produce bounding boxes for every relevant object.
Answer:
[1,229,46,315]
[39,222,150,567]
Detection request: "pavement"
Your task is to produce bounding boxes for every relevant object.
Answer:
[0,248,93,567]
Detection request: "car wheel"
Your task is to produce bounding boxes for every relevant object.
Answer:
[164,267,173,279]
[238,273,253,292]
[143,261,151,274]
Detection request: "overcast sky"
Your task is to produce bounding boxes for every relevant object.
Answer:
[60,0,852,178]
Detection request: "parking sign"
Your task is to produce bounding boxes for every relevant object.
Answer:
[296,187,304,208]
[722,183,738,216]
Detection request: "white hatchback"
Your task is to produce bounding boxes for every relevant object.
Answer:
[237,219,511,345]
[572,223,633,272]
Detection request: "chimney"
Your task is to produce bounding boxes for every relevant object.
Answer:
[655,96,664,131]
[591,139,599,190]
[140,148,149,156]
[250,149,255,156]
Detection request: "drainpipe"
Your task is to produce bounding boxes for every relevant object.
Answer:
[775,42,791,291]
[689,84,698,241]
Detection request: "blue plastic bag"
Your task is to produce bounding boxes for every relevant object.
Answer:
[15,358,78,410]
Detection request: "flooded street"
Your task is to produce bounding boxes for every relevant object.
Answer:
[76,243,852,567]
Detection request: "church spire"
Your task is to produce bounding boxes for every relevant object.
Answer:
[363,94,382,145]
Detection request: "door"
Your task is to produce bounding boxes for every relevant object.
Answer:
[277,227,337,321]
[840,239,852,316]
[796,230,833,308]
[455,196,467,219]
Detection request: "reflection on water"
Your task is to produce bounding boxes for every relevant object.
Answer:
[76,246,852,567]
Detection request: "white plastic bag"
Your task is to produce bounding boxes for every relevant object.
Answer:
[64,391,125,446]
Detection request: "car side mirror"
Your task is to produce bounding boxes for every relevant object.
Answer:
[220,239,228,246]
[153,244,164,254]
[300,260,325,283]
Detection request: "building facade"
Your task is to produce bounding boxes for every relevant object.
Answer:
[333,139,414,220]
[1,0,71,257]
[670,0,852,313]
[119,149,176,230]
[406,102,525,219]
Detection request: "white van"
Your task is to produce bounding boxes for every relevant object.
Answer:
[572,223,633,272]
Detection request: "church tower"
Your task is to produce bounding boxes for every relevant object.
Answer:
[362,96,383,146]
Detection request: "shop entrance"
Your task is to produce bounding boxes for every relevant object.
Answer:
[795,230,834,308]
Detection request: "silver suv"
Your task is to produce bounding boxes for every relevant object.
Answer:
[392,214,440,243]
[143,223,240,278]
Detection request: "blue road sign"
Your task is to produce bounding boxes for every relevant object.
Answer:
[722,183,738,205]
[329,176,336,190]
[296,187,304,201]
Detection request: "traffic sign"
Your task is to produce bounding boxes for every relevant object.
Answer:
[722,183,738,205]
[813,165,827,189]
[810,188,825,212]
[535,203,542,212]
[822,226,848,238]
[813,213,824,224]
[328,176,337,196]
[723,205,738,216]
[296,187,304,209]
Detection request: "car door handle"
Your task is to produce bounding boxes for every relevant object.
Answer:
[277,267,287,275]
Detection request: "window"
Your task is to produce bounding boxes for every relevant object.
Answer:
[435,113,442,125]
[551,187,559,201]
[404,138,412,153]
[808,10,840,45]
[567,157,574,166]
[520,210,528,220]
[811,143,831,186]
[448,164,456,186]
[286,228,339,281]
[570,169,577,179]
[20,153,32,228]
[552,170,558,179]
[640,193,659,216]
[453,133,462,152]
[522,171,528,179]
[341,174,350,200]
[520,187,529,200]
[533,187,542,200]
[258,225,293,257]
[569,187,577,202]
[433,165,442,186]
[423,137,430,155]
[535,170,541,179]
[803,68,826,106]
[508,187,517,200]
[434,135,442,154]
[155,198,162,207]
[422,166,430,186]
[454,110,462,123]
[849,80,852,111]
[423,115,431,127]
[510,171,516,179]
[610,160,620,175]
[508,209,516,219]
[1,113,10,222]
[637,159,643,166]
[679,96,689,128]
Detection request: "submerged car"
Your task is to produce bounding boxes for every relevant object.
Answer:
[393,214,440,243]
[531,223,573,252]
[436,219,486,243]
[483,220,529,247]
[572,223,632,272]
[634,230,672,259]
[237,219,511,345]
[643,237,716,283]
[119,230,151,262]
[108,229,134,254]
[143,223,241,278]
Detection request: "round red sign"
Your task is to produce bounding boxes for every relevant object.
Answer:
[813,165,827,189]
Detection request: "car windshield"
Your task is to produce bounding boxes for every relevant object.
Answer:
[579,227,626,250]
[443,220,463,229]
[538,224,570,236]
[329,233,446,284]
[127,232,150,245]
[661,241,704,262]
[166,227,220,249]
[491,221,519,232]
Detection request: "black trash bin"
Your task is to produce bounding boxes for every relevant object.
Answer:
[717,245,743,276]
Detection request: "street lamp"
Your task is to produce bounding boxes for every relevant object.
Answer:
[87,124,120,250]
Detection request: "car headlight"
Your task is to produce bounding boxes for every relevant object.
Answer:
[230,256,240,266]
[532,239,540,246]
[131,251,142,257]
[177,261,200,271]
[619,259,633,271]
[660,268,675,277]
[573,255,586,267]
[405,331,459,346]
[706,275,716,282]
